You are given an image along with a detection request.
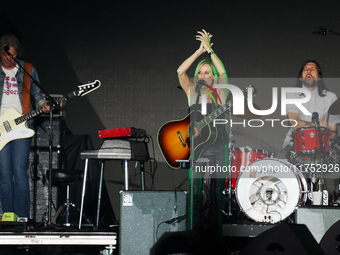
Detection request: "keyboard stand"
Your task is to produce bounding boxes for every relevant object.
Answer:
[78,139,149,229]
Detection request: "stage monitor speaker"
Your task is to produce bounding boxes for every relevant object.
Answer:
[119,190,187,255]
[150,230,228,255]
[241,224,324,255]
[319,219,340,255]
[295,206,340,243]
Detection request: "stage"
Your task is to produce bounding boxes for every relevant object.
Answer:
[0,225,117,255]
[0,208,338,255]
[0,222,276,255]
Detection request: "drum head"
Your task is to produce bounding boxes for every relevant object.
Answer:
[236,158,306,223]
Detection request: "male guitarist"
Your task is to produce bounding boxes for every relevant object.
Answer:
[0,34,50,218]
[177,29,229,252]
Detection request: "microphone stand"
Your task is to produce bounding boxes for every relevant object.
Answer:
[188,81,203,230]
[315,121,324,202]
[313,26,340,36]
[227,101,234,216]
[5,53,58,224]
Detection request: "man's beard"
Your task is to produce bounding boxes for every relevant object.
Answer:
[302,77,318,88]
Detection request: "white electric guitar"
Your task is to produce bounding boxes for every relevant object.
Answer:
[0,80,101,151]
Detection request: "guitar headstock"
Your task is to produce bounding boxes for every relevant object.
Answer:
[248,85,257,97]
[242,85,257,98]
[76,80,101,97]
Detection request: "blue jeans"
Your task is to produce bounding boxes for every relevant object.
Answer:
[0,138,31,217]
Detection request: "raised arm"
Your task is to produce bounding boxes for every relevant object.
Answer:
[177,29,229,104]
[196,29,228,82]
[177,51,203,95]
[177,37,207,95]
[196,29,229,104]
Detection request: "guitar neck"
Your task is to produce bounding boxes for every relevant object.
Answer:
[15,108,44,125]
[14,93,73,125]
[196,99,233,129]
[13,79,101,126]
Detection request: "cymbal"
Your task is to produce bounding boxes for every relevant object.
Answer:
[226,94,261,119]
[328,98,340,115]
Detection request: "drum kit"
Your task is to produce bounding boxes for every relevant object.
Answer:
[223,96,340,224]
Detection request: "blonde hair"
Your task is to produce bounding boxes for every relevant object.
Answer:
[193,58,219,85]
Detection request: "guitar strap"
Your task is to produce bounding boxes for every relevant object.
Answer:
[202,83,222,106]
[22,62,32,114]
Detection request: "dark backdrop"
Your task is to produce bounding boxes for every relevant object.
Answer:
[4,0,340,217]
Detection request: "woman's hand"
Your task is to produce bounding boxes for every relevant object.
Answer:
[196,29,213,53]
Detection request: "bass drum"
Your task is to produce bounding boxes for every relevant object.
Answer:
[236,158,308,223]
[225,147,273,190]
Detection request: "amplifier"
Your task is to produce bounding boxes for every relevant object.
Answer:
[119,191,187,255]
[295,206,340,242]
[31,118,66,148]
[40,94,67,118]
[28,149,62,222]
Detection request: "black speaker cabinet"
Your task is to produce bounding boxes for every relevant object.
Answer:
[28,149,61,222]
[31,117,66,149]
[319,219,340,255]
[151,230,227,255]
[119,190,187,255]
[295,206,340,243]
[241,224,324,255]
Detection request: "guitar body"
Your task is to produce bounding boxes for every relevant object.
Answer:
[0,108,35,151]
[0,80,102,152]
[158,110,217,168]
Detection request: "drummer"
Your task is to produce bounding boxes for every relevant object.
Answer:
[282,60,340,198]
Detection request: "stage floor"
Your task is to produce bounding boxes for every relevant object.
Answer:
[0,223,117,255]
[0,208,336,255]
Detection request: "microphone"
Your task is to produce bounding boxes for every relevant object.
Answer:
[197,79,206,87]
[266,188,273,200]
[165,215,186,224]
[312,26,328,36]
[196,79,206,92]
[3,46,13,58]
[312,112,319,124]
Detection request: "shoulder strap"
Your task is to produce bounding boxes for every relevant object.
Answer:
[22,62,32,114]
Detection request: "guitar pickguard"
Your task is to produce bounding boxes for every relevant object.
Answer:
[2,125,35,139]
